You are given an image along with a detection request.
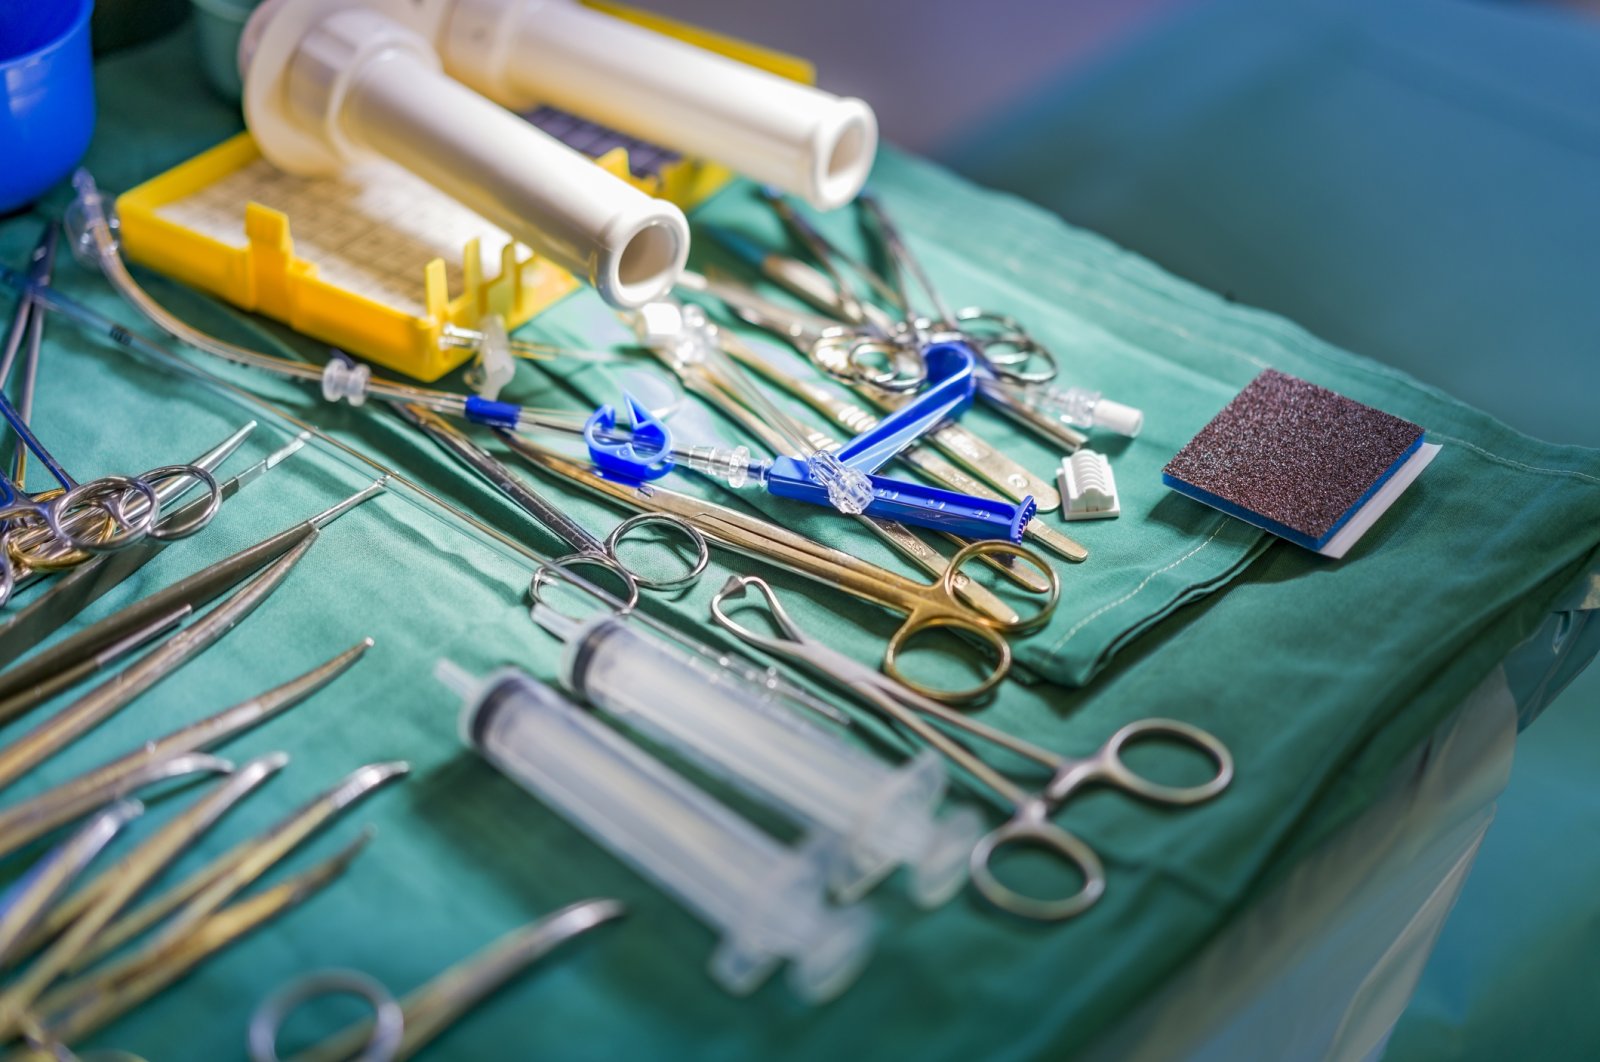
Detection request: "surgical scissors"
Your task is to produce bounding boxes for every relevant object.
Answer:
[628,299,1048,609]
[500,434,1058,702]
[0,226,224,601]
[710,575,1233,921]
[246,899,625,1062]
[15,829,373,1059]
[397,403,707,611]
[681,272,1066,511]
[0,640,372,859]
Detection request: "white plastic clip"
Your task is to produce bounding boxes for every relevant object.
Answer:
[320,355,370,406]
[469,314,515,400]
[1059,450,1120,520]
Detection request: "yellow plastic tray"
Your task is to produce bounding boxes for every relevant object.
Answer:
[116,2,814,382]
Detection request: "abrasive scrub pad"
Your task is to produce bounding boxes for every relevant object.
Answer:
[1162,369,1436,558]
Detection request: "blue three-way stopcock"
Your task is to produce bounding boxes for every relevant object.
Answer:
[583,342,1036,542]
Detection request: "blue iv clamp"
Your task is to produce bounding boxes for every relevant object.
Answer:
[584,342,1036,542]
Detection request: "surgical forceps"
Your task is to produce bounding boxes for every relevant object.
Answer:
[0,423,296,681]
[711,575,1232,920]
[856,192,1094,451]
[738,192,1091,453]
[682,271,1065,512]
[736,190,1062,391]
[246,899,624,1062]
[10,785,380,1058]
[0,639,372,858]
[0,480,378,733]
[629,301,1044,611]
[398,403,707,611]
[0,754,289,1042]
[501,435,1058,702]
[719,335,1088,564]
[0,802,144,969]
[0,228,223,600]
[11,762,403,981]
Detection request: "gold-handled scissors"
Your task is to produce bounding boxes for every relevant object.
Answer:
[711,574,1233,921]
[500,434,1057,702]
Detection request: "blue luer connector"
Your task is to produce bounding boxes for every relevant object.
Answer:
[761,339,1035,541]
[464,395,524,430]
[765,455,1036,543]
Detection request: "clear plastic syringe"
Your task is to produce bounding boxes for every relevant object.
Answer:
[534,607,982,906]
[441,662,875,1004]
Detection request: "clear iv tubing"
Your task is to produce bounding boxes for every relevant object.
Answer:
[445,664,876,1004]
[0,255,846,728]
[536,608,982,907]
[61,172,586,436]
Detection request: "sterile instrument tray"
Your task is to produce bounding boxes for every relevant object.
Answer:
[114,1,814,382]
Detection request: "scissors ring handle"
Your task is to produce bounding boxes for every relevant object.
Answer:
[530,552,641,616]
[848,336,926,393]
[949,308,1057,384]
[48,476,159,554]
[248,967,404,1062]
[1101,718,1234,805]
[969,811,1107,922]
[884,612,1011,704]
[0,534,15,610]
[2,504,82,571]
[943,540,1060,633]
[140,464,223,542]
[604,513,710,593]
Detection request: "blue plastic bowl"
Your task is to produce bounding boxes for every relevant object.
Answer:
[0,0,96,214]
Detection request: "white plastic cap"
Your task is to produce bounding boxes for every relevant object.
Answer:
[1095,398,1144,438]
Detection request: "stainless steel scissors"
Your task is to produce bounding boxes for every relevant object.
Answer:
[501,435,1058,702]
[681,267,926,394]
[710,575,1233,920]
[4,749,400,1057]
[627,298,1055,606]
[399,403,707,611]
[0,226,224,601]
[246,899,624,1062]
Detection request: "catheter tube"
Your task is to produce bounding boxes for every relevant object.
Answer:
[244,3,688,308]
[438,0,878,211]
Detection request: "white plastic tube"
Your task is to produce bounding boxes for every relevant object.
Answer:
[240,0,688,308]
[436,0,878,210]
[442,662,875,1003]
[537,608,982,907]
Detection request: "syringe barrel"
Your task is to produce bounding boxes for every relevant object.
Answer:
[560,616,971,904]
[244,2,688,308]
[458,667,874,1000]
[440,0,877,210]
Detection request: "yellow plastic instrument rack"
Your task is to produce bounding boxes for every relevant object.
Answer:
[116,2,815,382]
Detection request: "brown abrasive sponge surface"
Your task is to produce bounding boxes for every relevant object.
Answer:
[1162,369,1424,543]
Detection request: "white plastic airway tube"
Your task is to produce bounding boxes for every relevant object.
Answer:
[242,1,688,308]
[439,0,879,211]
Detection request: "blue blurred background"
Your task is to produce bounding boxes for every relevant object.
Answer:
[87,0,1600,1055]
